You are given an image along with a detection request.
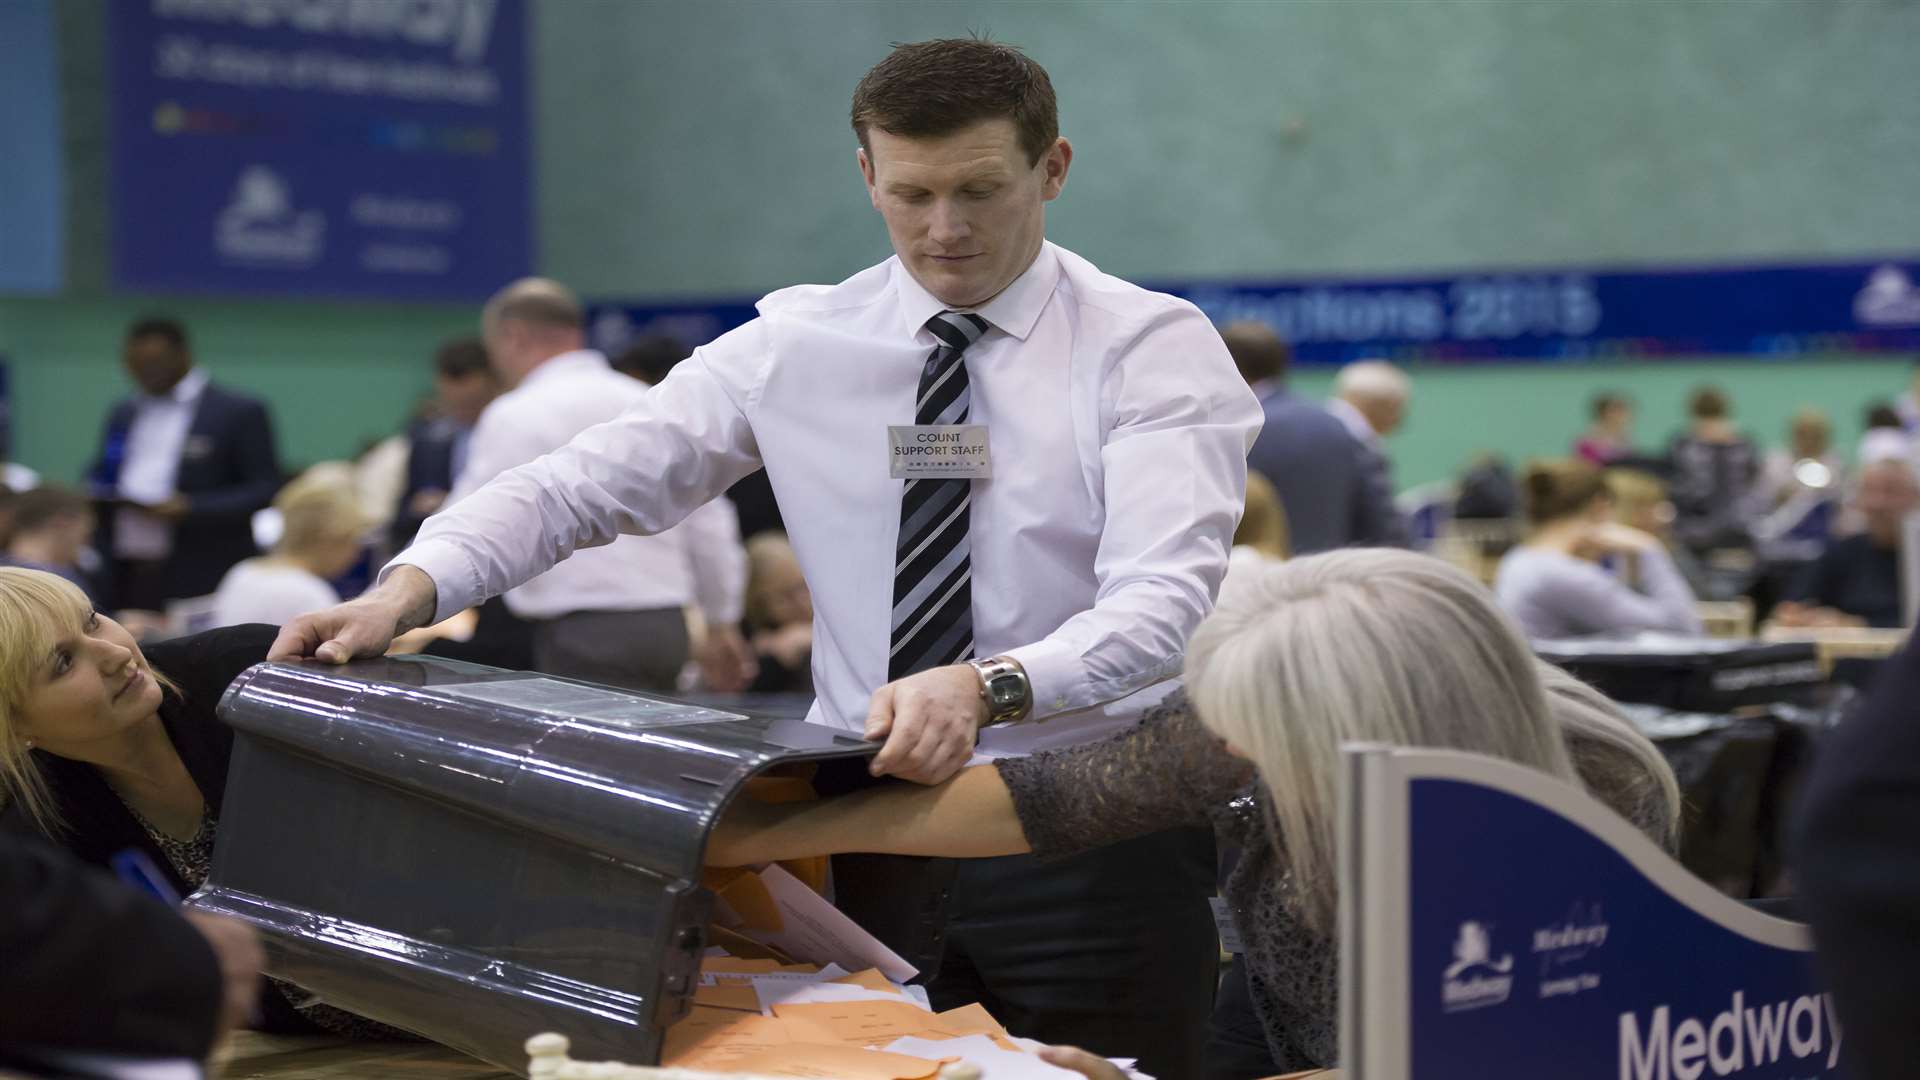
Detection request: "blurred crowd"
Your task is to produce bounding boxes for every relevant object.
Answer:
[0,308,817,700]
[1,310,1912,707]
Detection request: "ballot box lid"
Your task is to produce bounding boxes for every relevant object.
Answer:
[197,655,877,1072]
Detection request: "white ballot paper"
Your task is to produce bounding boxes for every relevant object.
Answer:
[882,1035,1148,1080]
[750,977,931,1015]
[751,863,919,983]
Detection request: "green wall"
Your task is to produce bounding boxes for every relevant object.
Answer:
[5,0,1918,488]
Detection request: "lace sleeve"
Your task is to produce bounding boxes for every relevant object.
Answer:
[993,691,1255,859]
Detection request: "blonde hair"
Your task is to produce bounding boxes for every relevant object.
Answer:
[744,533,805,632]
[0,568,186,834]
[1234,472,1291,560]
[273,463,371,557]
[1188,549,1677,933]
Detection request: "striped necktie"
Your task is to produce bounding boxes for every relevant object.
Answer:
[889,311,990,681]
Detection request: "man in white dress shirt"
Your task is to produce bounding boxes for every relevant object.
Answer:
[274,39,1259,1073]
[461,279,752,692]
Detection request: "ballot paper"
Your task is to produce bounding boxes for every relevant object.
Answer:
[749,864,918,981]
[752,978,932,1015]
[883,1036,1148,1080]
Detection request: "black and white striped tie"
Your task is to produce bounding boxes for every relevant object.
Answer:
[889,310,990,682]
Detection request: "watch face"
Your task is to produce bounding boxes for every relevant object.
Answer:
[988,675,1023,708]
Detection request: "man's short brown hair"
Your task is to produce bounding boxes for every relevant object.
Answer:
[850,38,1058,167]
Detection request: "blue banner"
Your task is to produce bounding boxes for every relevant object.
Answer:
[109,0,530,300]
[0,0,66,294]
[1344,747,1842,1079]
[590,257,1920,365]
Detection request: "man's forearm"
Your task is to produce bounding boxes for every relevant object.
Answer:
[380,564,441,634]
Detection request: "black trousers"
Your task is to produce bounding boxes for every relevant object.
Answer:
[924,828,1219,1080]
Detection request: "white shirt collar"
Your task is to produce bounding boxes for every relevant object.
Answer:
[894,241,1061,345]
[519,349,609,389]
[146,366,209,407]
[1327,396,1380,447]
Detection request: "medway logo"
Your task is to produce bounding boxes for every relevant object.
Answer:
[1442,921,1514,1012]
[1620,991,1842,1079]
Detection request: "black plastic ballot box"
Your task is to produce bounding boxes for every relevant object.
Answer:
[1534,636,1824,712]
[185,655,876,1073]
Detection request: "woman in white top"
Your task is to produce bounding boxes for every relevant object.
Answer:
[1495,458,1702,640]
[211,464,370,628]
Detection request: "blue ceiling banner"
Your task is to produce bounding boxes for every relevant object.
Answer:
[0,0,67,294]
[1341,745,1843,1079]
[108,0,530,300]
[590,256,1920,366]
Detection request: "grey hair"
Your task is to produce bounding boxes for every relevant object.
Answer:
[1333,359,1410,404]
[481,277,583,335]
[1187,549,1677,934]
[1536,661,1681,849]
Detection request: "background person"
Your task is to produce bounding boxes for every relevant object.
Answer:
[1773,458,1916,629]
[1495,459,1703,640]
[271,39,1261,1075]
[210,464,372,629]
[1229,322,1402,553]
[708,550,1679,1076]
[1327,358,1413,547]
[460,278,752,694]
[388,337,500,554]
[1665,384,1760,555]
[742,532,814,696]
[89,317,281,610]
[1,486,100,603]
[1573,391,1634,466]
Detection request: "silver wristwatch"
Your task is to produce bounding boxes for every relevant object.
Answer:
[967,655,1033,726]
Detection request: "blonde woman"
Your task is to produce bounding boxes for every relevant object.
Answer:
[211,464,371,628]
[0,567,398,1039]
[710,549,1679,1075]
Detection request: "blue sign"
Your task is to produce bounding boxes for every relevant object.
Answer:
[109,0,530,300]
[590,256,1920,365]
[1343,747,1842,1079]
[0,0,66,294]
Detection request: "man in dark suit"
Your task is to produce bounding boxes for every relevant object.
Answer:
[89,317,281,609]
[1225,321,1406,553]
[0,834,262,1064]
[1796,637,1920,1080]
[387,337,498,553]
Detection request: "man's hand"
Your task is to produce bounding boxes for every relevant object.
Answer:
[145,494,191,523]
[268,565,438,663]
[695,624,759,693]
[864,664,985,785]
[1036,1046,1129,1079]
[181,911,264,1041]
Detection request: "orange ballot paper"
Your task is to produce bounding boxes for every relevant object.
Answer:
[724,1043,949,1079]
[660,1006,792,1068]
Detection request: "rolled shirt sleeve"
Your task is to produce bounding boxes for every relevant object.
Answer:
[386,323,769,625]
[1003,308,1263,719]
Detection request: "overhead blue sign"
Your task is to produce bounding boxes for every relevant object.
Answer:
[590,257,1920,365]
[1342,746,1842,1079]
[0,0,66,294]
[109,0,530,300]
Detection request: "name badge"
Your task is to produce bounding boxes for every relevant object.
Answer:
[889,424,991,480]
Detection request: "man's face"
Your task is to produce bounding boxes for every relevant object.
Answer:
[859,118,1070,309]
[436,370,499,427]
[1858,463,1920,543]
[123,334,191,396]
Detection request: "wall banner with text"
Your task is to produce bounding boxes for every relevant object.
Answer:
[590,257,1920,366]
[110,0,530,300]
